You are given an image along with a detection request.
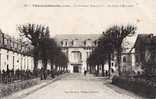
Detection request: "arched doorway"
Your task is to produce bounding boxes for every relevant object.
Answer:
[73,65,79,72]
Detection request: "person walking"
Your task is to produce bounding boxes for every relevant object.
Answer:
[84,70,87,76]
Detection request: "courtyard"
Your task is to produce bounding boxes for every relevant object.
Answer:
[5,73,143,99]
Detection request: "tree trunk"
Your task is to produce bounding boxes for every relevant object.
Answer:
[87,63,89,72]
[33,56,38,76]
[50,60,54,71]
[89,65,92,73]
[33,57,38,70]
[90,65,93,73]
[51,63,55,78]
[33,48,39,76]
[108,53,111,78]
[102,64,104,77]
[42,59,47,70]
[42,58,48,80]
[97,65,99,76]
[117,47,122,75]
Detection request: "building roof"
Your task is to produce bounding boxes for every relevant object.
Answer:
[54,34,101,42]
[134,34,154,48]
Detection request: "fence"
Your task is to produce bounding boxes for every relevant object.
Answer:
[0,69,37,84]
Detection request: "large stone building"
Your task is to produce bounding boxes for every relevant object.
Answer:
[55,34,101,73]
[112,40,136,74]
[119,48,135,73]
[0,31,34,71]
[134,34,156,74]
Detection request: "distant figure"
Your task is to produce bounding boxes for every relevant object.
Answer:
[84,70,87,76]
[40,67,44,80]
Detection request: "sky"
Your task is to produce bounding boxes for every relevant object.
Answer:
[0,0,156,39]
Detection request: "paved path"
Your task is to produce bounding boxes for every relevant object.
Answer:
[18,73,142,99]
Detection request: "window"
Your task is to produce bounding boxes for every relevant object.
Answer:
[9,39,11,48]
[73,40,76,46]
[85,39,92,46]
[65,41,67,46]
[73,39,79,46]
[87,52,89,58]
[71,40,74,46]
[4,38,7,46]
[84,41,86,46]
[63,39,68,47]
[123,56,126,62]
[13,56,15,68]
[7,50,9,60]
[11,40,13,48]
[71,51,82,63]
[94,40,98,46]
[7,55,9,60]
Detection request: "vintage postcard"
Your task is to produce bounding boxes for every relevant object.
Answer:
[0,0,156,99]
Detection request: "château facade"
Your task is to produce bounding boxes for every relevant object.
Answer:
[55,34,101,73]
[55,34,141,74]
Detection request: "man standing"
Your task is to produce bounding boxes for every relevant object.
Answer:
[84,70,87,76]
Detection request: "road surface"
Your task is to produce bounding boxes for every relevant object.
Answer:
[19,73,142,99]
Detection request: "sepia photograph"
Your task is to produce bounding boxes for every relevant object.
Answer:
[0,0,156,99]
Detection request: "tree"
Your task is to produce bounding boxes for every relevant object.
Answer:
[18,24,50,74]
[18,24,69,79]
[45,38,58,70]
[87,45,108,76]
[54,49,68,73]
[104,25,136,75]
[87,24,136,76]
[98,33,114,77]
